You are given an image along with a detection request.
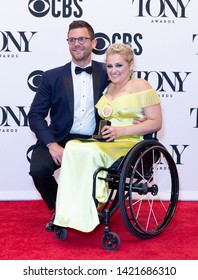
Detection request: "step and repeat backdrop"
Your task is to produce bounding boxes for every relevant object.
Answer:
[0,0,197,201]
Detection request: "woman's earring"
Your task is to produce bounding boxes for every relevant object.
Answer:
[128,70,133,80]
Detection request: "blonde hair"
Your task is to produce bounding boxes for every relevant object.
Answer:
[105,43,134,64]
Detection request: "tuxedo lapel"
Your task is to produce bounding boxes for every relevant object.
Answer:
[92,68,102,105]
[63,64,74,117]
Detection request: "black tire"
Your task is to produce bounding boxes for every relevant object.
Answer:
[101,232,120,251]
[119,140,179,239]
[54,226,68,241]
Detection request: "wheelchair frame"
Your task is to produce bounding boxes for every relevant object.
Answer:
[54,135,179,251]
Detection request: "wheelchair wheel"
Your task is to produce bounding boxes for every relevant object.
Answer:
[119,140,179,240]
[54,226,68,241]
[101,232,120,251]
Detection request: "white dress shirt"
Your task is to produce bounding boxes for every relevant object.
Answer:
[70,62,96,135]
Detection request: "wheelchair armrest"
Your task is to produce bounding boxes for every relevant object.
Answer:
[143,132,158,140]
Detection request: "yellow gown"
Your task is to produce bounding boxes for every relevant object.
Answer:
[54,89,160,232]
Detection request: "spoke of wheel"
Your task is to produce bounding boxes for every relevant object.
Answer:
[146,199,157,230]
[134,197,143,220]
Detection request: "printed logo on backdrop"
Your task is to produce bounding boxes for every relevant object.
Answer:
[93,33,191,98]
[192,34,198,55]
[170,144,189,165]
[1,70,47,134]
[1,69,39,133]
[0,31,37,59]
[93,32,143,55]
[156,144,188,166]
[28,70,43,92]
[28,0,83,17]
[190,108,198,128]
[0,106,29,133]
[134,71,191,98]
[131,0,191,24]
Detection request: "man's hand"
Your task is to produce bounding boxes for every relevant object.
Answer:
[133,117,146,124]
[48,142,64,165]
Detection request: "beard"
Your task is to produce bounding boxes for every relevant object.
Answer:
[70,46,92,62]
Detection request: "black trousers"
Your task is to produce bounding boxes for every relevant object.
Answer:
[29,134,91,210]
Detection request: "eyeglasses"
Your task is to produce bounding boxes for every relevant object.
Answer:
[67,37,93,45]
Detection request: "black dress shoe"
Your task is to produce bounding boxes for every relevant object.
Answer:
[45,212,55,232]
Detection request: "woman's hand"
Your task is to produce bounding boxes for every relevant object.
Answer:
[101,125,122,142]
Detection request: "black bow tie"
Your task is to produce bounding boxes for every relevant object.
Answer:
[75,66,92,75]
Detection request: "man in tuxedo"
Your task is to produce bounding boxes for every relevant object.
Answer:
[28,20,109,231]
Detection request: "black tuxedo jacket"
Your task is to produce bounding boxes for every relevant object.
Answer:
[28,60,109,146]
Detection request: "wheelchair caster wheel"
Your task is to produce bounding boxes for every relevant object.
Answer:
[101,231,120,251]
[54,226,68,241]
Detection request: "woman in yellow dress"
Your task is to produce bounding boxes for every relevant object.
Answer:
[53,43,162,233]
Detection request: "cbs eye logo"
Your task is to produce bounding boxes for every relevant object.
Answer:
[28,0,50,17]
[27,70,43,92]
[93,33,111,55]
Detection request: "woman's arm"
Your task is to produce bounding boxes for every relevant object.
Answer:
[101,103,162,142]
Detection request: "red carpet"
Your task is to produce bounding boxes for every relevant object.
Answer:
[0,200,197,260]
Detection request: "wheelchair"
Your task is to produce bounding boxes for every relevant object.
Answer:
[54,133,179,250]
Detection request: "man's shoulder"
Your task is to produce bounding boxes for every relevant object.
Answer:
[44,62,71,76]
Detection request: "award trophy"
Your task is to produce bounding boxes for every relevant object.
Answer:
[92,105,112,141]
